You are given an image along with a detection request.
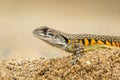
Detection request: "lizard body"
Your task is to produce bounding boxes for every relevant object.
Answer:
[33,26,120,55]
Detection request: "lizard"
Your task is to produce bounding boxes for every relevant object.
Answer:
[33,26,120,64]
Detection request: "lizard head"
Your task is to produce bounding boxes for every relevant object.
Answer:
[33,26,68,49]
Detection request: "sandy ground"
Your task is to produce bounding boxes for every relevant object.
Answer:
[0,48,120,80]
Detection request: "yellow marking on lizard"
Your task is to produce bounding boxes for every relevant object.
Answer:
[91,38,96,45]
[112,42,116,46]
[76,39,79,43]
[68,39,71,44]
[72,40,75,48]
[80,40,83,45]
[116,42,119,47]
[97,40,104,45]
[105,40,111,46]
[84,38,89,46]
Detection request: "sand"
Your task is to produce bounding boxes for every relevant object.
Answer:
[0,48,120,80]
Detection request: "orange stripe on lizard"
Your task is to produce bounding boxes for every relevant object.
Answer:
[112,42,116,46]
[105,40,111,46]
[91,38,96,45]
[84,38,89,46]
[97,40,104,45]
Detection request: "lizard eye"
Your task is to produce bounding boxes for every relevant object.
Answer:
[40,27,49,35]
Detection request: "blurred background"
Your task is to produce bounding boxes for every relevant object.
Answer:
[0,0,120,59]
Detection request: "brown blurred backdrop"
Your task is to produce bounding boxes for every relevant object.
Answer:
[0,0,120,59]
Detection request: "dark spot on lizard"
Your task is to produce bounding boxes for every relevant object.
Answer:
[41,27,49,35]
[60,35,68,43]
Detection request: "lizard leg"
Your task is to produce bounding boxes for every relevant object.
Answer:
[70,43,84,65]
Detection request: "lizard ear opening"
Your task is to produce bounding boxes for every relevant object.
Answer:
[60,35,68,44]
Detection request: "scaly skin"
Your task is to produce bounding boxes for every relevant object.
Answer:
[33,26,120,55]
